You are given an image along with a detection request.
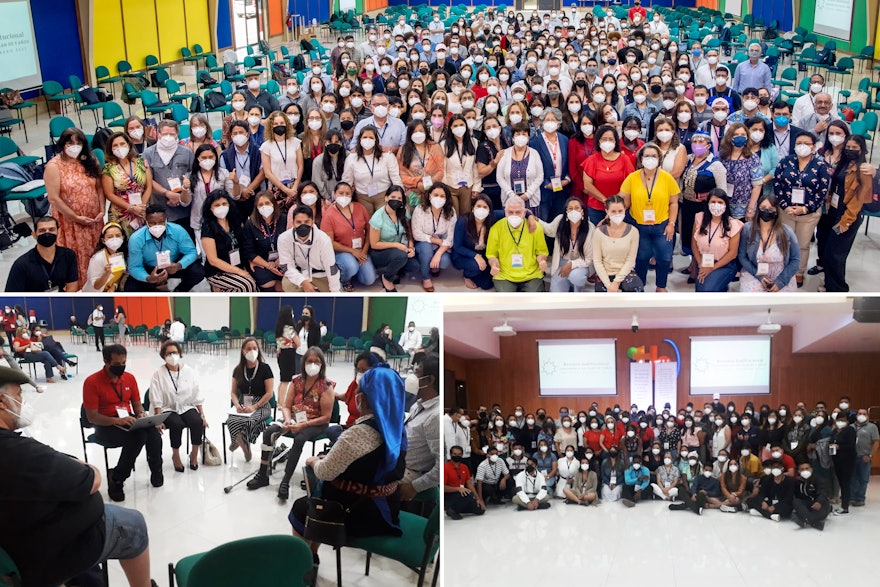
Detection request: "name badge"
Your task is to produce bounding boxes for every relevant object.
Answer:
[642,208,656,224]
[44,285,59,293]
[109,253,126,272]
[725,183,735,197]
[790,441,798,450]
[663,442,670,449]
[457,171,468,187]
[239,173,251,187]
[295,411,308,424]
[167,177,182,192]
[229,248,241,266]
[511,254,523,268]
[513,179,526,194]
[756,262,770,276]
[701,253,715,267]
[128,192,143,205]
[352,237,363,250]
[551,177,563,192]
[422,176,433,191]
[268,250,279,261]
[367,183,378,197]
[116,407,129,419]
[156,250,172,269]
[830,193,840,208]
[279,168,293,182]
[610,473,617,485]
[791,188,805,205]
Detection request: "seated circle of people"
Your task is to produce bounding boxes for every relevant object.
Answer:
[4,5,878,292]
[444,397,878,526]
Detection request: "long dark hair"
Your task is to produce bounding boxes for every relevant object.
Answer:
[190,143,220,189]
[355,125,380,160]
[467,193,495,243]
[594,124,621,153]
[422,182,455,220]
[844,134,868,192]
[200,188,243,235]
[275,304,295,338]
[822,119,851,155]
[384,185,412,240]
[749,193,789,253]
[697,188,734,237]
[232,336,264,383]
[57,128,101,178]
[321,129,346,181]
[401,119,431,169]
[557,197,590,256]
[745,116,773,150]
[444,114,476,157]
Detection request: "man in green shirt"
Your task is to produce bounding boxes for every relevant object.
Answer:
[486,198,548,292]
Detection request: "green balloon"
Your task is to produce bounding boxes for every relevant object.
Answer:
[627,347,638,359]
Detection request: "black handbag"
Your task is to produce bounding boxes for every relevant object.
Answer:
[303,497,347,547]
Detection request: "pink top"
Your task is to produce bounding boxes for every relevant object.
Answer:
[692,212,743,260]
[320,202,371,248]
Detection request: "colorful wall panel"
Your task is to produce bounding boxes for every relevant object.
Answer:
[93,0,127,75]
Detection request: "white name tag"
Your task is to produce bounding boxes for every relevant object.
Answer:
[422,176,433,191]
[167,177,182,191]
[457,171,468,187]
[756,262,770,276]
[268,250,279,261]
[229,248,241,266]
[701,253,715,267]
[791,441,798,450]
[726,183,735,197]
[513,179,526,194]
[663,442,669,449]
[128,192,142,205]
[610,473,617,484]
[116,407,129,419]
[156,250,172,269]
[791,188,805,205]
[830,193,840,208]
[352,237,363,250]
[109,253,126,272]
[551,177,562,192]
[511,253,523,268]
[295,411,308,423]
[642,208,656,224]
[239,174,251,187]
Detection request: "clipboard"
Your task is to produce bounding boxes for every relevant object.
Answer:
[115,412,170,431]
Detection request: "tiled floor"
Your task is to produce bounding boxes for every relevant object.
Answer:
[443,482,880,586]
[16,334,430,586]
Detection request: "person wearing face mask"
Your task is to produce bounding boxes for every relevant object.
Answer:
[744,459,794,520]
[142,119,198,239]
[829,412,857,514]
[276,205,341,292]
[691,189,742,291]
[12,325,67,383]
[0,366,163,586]
[485,195,548,291]
[512,460,551,511]
[188,143,238,245]
[43,127,105,289]
[790,463,831,529]
[793,92,838,147]
[851,408,878,507]
[352,93,407,156]
[219,121,265,219]
[773,131,830,287]
[398,119,446,209]
[718,122,763,222]
[242,70,280,116]
[101,132,153,236]
[124,115,155,154]
[82,222,130,292]
[475,446,512,505]
[148,340,206,472]
[240,191,286,291]
[620,453,650,507]
[444,407,472,465]
[258,110,303,204]
[199,190,258,292]
[451,193,497,290]
[591,195,642,292]
[342,123,404,217]
[83,344,164,500]
[125,204,204,292]
[553,417,579,455]
[333,351,378,431]
[410,183,457,291]
[538,196,595,292]
[738,193,799,292]
[599,446,625,502]
[651,450,682,500]
[246,346,334,500]
[527,107,571,220]
[564,457,599,505]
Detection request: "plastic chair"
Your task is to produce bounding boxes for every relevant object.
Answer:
[165,79,197,104]
[140,89,172,117]
[68,74,103,127]
[0,136,40,167]
[96,64,124,88]
[41,79,75,116]
[102,101,126,128]
[168,535,313,587]
[48,115,76,143]
[221,394,277,464]
[145,54,161,71]
[79,404,126,480]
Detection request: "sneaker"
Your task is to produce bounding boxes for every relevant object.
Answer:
[720,505,737,513]
[150,471,164,488]
[749,508,762,517]
[246,472,270,490]
[833,507,849,515]
[698,507,703,516]
[813,520,826,531]
[621,499,635,508]
[107,469,125,502]
[851,501,865,507]
[770,513,780,522]
[447,509,464,519]
[277,481,290,501]
[668,502,689,511]
[792,513,807,528]
[537,501,551,510]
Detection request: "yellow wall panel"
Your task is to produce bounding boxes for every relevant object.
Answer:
[93,0,127,74]
[156,0,188,63]
[184,0,212,53]
[122,0,160,69]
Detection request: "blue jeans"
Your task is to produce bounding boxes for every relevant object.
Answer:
[587,207,607,227]
[635,221,674,289]
[694,260,739,292]
[414,241,451,280]
[335,252,378,286]
[851,458,872,502]
[22,351,59,378]
[549,258,589,292]
[97,504,150,563]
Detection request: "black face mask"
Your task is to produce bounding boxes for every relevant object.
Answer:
[325,143,342,155]
[108,364,126,377]
[526,68,537,77]
[340,120,355,131]
[450,454,462,463]
[537,413,546,420]
[609,450,619,458]
[526,465,536,474]
[650,84,662,94]
[758,96,770,106]
[273,126,286,136]
[387,199,404,211]
[844,148,861,160]
[758,209,777,222]
[575,80,587,88]
[419,69,429,76]
[295,224,312,238]
[386,87,398,95]
[36,232,57,247]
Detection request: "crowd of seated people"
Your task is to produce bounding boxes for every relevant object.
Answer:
[6,6,876,293]
[444,396,878,529]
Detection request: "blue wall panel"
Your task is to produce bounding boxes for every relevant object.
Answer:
[217,0,233,49]
[254,296,363,338]
[331,298,363,339]
[31,0,84,88]
[288,0,329,26]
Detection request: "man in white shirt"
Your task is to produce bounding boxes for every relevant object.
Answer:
[278,205,341,293]
[169,318,186,344]
[694,48,723,89]
[352,93,407,154]
[513,460,551,510]
[89,304,105,352]
[398,322,422,355]
[650,13,670,36]
[392,16,412,36]
[792,74,832,123]
[794,92,839,144]
[543,56,572,95]
[360,27,379,60]
[427,13,445,45]
[443,407,471,461]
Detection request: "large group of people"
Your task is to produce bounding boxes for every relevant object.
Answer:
[5,4,876,293]
[444,396,878,529]
[1,305,443,585]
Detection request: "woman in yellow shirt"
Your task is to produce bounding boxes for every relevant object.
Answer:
[619,143,680,291]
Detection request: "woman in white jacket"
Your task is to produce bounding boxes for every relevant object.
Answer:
[539,196,594,292]
[496,121,544,214]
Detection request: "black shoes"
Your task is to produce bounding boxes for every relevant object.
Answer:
[150,471,164,488]
[277,481,290,501]
[447,509,464,520]
[247,471,270,490]
[807,265,824,275]
[537,502,551,510]
[107,469,125,502]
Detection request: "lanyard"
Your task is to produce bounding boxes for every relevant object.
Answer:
[643,170,659,203]
[414,145,427,170]
[364,154,377,178]
[707,220,723,245]
[275,138,288,164]
[201,170,213,196]
[235,151,250,176]
[506,222,524,251]
[774,129,790,149]
[335,204,357,232]
[294,237,313,278]
[384,209,401,237]
[761,230,773,254]
[40,257,57,289]
[166,365,180,393]
[376,122,389,140]
[455,142,465,166]
[110,380,124,403]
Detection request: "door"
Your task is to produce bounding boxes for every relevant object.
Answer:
[232,0,265,50]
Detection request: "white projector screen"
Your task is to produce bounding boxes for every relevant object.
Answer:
[690,335,771,395]
[813,0,855,41]
[537,339,617,396]
[0,0,42,90]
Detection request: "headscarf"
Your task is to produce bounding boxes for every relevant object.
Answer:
[359,362,407,484]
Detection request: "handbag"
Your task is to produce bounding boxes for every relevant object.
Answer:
[303,497,347,547]
[201,438,222,466]
[1,90,22,107]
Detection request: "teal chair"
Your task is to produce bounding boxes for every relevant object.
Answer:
[181,46,200,66]
[79,404,127,480]
[165,79,197,104]
[41,79,75,116]
[102,101,126,127]
[205,53,226,75]
[221,394,277,463]
[68,75,103,127]
[0,136,40,167]
[145,54,161,71]
[168,535,313,587]
[193,43,208,57]
[49,115,76,144]
[93,148,105,167]
[96,64,124,90]
[140,89,172,117]
[0,86,37,125]
[0,546,21,586]
[243,55,266,76]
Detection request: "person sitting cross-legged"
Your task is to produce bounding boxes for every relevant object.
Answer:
[512,458,552,511]
[621,456,651,507]
[563,457,599,505]
[475,446,511,505]
[670,462,723,514]
[792,462,831,531]
[745,459,795,521]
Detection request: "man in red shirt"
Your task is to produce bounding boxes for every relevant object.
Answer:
[770,443,798,478]
[628,0,648,25]
[83,344,163,502]
[444,445,485,519]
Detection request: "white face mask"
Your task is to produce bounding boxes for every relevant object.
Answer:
[430,196,446,210]
[828,134,846,147]
[771,468,783,477]
[794,144,813,158]
[2,395,34,428]
[212,204,230,219]
[663,458,672,465]
[231,101,246,111]
[373,105,388,118]
[543,121,558,133]
[580,463,590,471]
[609,213,625,225]
[300,193,318,207]
[308,119,323,131]
[539,445,548,453]
[713,110,728,121]
[112,146,130,160]
[580,124,594,136]
[104,237,124,251]
[148,224,166,239]
[708,203,726,217]
[64,144,83,159]
[507,215,523,228]
[836,420,847,429]
[245,350,259,363]
[599,140,616,153]
[165,353,181,367]
[305,363,321,377]
[513,135,529,148]
[693,96,707,107]
[485,127,501,140]
[857,414,868,424]
[360,138,376,151]
[451,126,467,138]
[199,158,216,171]
[634,94,647,104]
[232,134,249,148]
[247,115,261,127]
[129,128,144,140]
[641,156,659,170]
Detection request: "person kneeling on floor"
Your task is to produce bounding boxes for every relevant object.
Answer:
[513,459,552,511]
[792,462,831,531]
[670,462,723,514]
[475,446,511,505]
[444,445,485,519]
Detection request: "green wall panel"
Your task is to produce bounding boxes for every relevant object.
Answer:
[173,297,191,325]
[367,297,408,338]
[230,297,252,333]
[799,0,870,53]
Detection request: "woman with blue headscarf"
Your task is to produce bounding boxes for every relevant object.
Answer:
[289,362,408,559]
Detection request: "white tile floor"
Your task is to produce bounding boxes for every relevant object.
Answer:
[17,334,429,586]
[443,482,880,587]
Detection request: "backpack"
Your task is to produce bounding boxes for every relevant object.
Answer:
[91,127,113,152]
[292,54,306,71]
[867,174,880,213]
[300,39,315,53]
[189,95,204,113]
[78,85,100,105]
[204,91,226,110]
[198,71,218,86]
[259,39,271,54]
[272,63,289,81]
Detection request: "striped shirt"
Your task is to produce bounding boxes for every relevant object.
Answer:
[475,458,509,484]
[404,395,440,493]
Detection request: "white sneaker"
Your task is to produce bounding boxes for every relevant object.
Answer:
[34,385,46,394]
[770,514,780,522]
[833,507,849,515]
[720,505,737,513]
[749,508,762,517]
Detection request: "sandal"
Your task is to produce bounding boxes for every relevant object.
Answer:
[342,282,354,292]
[463,278,477,289]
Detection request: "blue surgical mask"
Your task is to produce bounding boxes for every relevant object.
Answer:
[774,115,790,127]
[731,135,748,148]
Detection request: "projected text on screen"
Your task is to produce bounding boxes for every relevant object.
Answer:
[537,339,617,396]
